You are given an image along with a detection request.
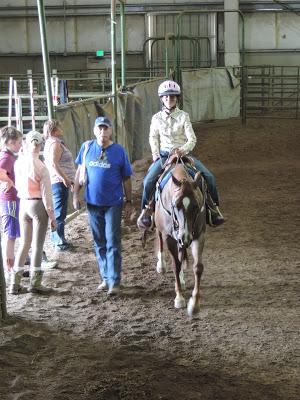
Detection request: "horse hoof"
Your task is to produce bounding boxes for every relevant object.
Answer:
[174,297,186,309]
[187,298,201,317]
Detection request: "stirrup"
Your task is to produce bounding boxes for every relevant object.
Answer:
[207,207,225,227]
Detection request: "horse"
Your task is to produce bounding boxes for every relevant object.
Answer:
[154,160,206,317]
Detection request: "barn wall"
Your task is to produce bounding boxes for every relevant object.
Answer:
[243,13,300,66]
[0,2,299,75]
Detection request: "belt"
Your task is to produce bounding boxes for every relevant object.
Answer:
[25,198,42,200]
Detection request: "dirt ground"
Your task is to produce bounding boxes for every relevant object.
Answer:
[0,118,299,400]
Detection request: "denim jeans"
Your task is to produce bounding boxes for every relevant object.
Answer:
[51,182,69,247]
[87,203,122,288]
[141,154,220,208]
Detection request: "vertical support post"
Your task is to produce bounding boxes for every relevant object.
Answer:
[8,77,13,126]
[175,13,182,84]
[164,34,169,77]
[29,78,36,131]
[36,0,54,119]
[14,81,23,133]
[120,1,126,90]
[224,0,240,66]
[111,0,118,142]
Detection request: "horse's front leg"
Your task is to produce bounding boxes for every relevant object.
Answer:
[187,233,205,317]
[156,230,167,273]
[166,237,186,309]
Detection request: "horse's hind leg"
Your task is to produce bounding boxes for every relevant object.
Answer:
[167,237,186,309]
[187,234,205,317]
[156,231,167,273]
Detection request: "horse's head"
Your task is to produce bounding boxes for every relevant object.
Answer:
[171,171,205,247]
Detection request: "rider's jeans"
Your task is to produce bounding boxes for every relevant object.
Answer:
[141,158,165,209]
[141,155,220,209]
[87,203,122,288]
[192,158,219,205]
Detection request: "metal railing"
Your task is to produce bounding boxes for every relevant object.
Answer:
[0,68,164,131]
[243,66,300,120]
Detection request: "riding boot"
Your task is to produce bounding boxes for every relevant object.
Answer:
[206,193,225,227]
[137,204,153,229]
[29,269,53,294]
[9,267,26,295]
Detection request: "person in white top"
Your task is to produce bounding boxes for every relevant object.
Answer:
[9,131,57,295]
[137,80,225,229]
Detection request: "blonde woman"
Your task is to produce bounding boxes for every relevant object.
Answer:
[10,131,57,294]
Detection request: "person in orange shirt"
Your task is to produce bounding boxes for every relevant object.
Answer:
[9,131,57,295]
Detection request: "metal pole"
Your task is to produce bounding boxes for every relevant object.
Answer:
[111,0,118,142]
[119,0,126,90]
[29,78,36,130]
[8,77,13,126]
[36,0,54,119]
[165,33,169,77]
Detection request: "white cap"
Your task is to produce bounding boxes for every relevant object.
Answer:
[26,131,44,145]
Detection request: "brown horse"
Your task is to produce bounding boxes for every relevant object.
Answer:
[155,162,206,316]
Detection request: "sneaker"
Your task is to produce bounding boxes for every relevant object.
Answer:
[97,281,108,291]
[9,284,28,295]
[41,260,58,270]
[137,209,152,229]
[107,285,120,296]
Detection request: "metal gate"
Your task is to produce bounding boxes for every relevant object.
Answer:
[243,66,300,121]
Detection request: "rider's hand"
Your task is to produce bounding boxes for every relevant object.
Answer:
[152,153,159,161]
[173,148,185,157]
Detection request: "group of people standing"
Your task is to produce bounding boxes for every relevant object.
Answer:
[0,116,133,296]
[0,120,77,294]
[0,79,224,298]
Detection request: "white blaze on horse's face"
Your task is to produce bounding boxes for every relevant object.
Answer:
[175,196,192,247]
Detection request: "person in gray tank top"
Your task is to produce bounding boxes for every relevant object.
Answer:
[43,119,76,251]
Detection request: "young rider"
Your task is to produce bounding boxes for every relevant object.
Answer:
[137,80,225,229]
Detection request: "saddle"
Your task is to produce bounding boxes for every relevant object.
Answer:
[153,155,220,227]
[156,155,200,193]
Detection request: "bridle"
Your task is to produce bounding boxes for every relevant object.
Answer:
[170,190,204,248]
